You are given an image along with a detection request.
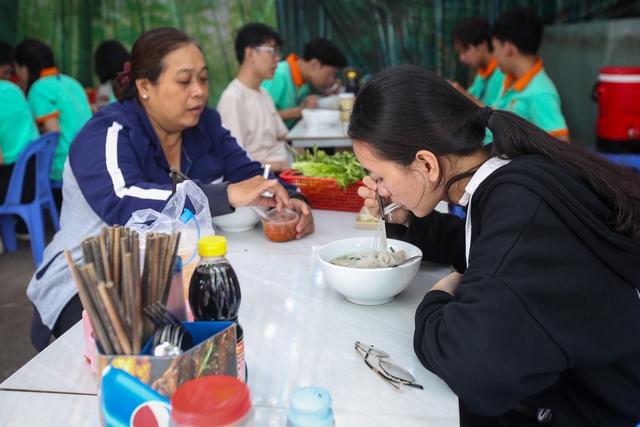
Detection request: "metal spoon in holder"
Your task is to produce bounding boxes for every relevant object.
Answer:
[144,302,194,356]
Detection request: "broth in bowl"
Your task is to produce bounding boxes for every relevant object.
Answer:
[329,249,406,268]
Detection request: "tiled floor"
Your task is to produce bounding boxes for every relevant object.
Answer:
[0,229,54,383]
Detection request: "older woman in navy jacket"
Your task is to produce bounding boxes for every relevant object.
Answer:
[27,27,314,350]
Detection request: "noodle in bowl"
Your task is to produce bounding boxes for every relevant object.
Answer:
[317,237,423,305]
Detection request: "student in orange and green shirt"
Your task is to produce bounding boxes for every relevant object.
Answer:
[0,80,39,204]
[261,38,347,128]
[491,7,569,141]
[451,16,505,107]
[14,39,92,182]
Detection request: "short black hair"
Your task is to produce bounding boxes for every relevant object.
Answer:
[94,40,130,84]
[14,39,55,93]
[302,38,347,68]
[0,41,13,65]
[235,23,284,63]
[492,7,543,55]
[452,17,492,51]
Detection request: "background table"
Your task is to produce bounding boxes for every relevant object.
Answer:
[285,118,352,149]
[0,210,459,426]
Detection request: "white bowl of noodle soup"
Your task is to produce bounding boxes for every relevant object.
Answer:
[317,237,423,305]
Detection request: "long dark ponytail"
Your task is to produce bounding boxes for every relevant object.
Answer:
[348,64,640,240]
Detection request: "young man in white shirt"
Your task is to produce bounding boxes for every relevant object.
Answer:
[217,23,290,173]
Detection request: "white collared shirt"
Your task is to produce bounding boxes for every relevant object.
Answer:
[458,157,512,266]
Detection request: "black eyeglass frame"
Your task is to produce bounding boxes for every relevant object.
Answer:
[354,341,424,390]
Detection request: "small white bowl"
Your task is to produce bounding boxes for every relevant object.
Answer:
[317,95,340,109]
[211,206,268,232]
[317,237,423,305]
[302,108,341,130]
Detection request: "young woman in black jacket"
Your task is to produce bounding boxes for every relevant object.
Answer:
[349,64,640,427]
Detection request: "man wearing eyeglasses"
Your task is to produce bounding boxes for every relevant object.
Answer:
[261,38,347,129]
[217,23,290,173]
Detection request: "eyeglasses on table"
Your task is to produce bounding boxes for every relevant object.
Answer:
[354,341,423,390]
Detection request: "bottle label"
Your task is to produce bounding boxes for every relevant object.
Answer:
[237,336,246,383]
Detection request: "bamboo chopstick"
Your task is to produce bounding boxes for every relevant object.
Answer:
[66,227,182,356]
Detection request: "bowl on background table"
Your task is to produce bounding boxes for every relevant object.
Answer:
[301,108,341,131]
[211,206,268,233]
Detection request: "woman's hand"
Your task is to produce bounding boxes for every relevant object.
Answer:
[287,198,315,239]
[227,176,290,210]
[357,176,410,226]
[430,272,463,296]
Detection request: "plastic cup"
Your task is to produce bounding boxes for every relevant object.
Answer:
[261,209,299,242]
[171,375,252,427]
[338,93,355,122]
[178,244,198,300]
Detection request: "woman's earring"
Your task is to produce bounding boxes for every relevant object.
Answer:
[142,94,148,100]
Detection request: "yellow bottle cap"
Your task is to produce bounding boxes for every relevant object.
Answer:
[347,71,356,78]
[198,235,227,257]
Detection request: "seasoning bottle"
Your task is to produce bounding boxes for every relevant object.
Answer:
[189,236,246,382]
[286,386,335,427]
[345,70,359,95]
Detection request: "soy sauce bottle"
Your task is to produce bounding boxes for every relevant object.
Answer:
[189,235,246,382]
[346,70,359,95]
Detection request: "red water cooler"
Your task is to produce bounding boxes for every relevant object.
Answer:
[593,66,640,153]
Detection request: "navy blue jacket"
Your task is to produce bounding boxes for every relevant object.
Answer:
[69,98,300,225]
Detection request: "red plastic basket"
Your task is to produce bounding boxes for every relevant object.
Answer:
[279,169,364,212]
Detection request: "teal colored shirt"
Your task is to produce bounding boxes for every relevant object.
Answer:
[493,61,568,137]
[467,58,505,107]
[28,71,92,181]
[261,57,310,129]
[0,81,39,165]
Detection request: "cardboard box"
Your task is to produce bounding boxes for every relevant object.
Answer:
[96,321,237,397]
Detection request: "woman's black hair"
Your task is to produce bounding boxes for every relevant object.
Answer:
[13,39,55,94]
[348,64,640,240]
[94,40,130,84]
[113,27,200,101]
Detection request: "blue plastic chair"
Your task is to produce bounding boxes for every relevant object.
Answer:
[597,152,640,172]
[0,132,60,267]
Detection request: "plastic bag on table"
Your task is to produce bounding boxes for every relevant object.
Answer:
[125,180,215,278]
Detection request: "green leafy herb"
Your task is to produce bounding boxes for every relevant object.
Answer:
[291,145,366,189]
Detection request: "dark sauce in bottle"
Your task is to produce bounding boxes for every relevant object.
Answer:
[189,260,241,321]
[188,235,246,382]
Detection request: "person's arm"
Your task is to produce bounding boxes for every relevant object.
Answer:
[512,93,570,142]
[276,95,319,122]
[414,184,568,416]
[69,117,177,225]
[197,109,309,216]
[38,116,61,134]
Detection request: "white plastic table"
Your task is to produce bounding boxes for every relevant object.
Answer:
[0,210,459,427]
[285,119,352,149]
